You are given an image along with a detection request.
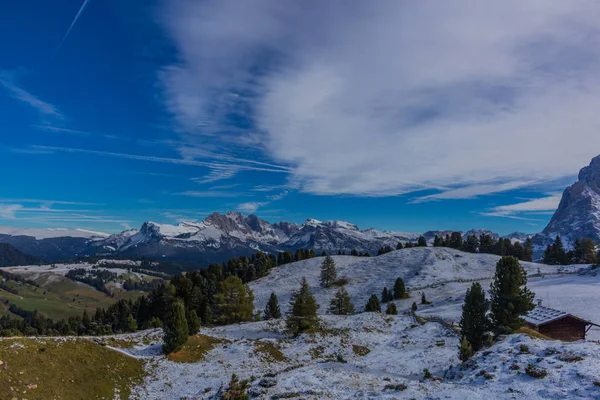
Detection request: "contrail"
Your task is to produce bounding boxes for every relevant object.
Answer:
[54,0,92,57]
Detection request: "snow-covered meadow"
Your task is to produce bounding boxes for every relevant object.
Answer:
[120,247,600,398]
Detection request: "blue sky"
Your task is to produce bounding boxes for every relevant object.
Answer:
[1,0,600,235]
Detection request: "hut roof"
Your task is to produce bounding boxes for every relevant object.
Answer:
[524,306,599,327]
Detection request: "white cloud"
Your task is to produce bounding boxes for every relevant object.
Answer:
[33,145,290,174]
[0,73,63,119]
[160,0,600,198]
[0,204,23,219]
[177,191,243,198]
[413,181,539,203]
[481,194,562,220]
[490,194,562,215]
[237,202,266,213]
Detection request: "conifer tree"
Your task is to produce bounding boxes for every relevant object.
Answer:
[350,249,359,256]
[523,238,534,262]
[126,313,137,332]
[462,235,479,253]
[328,287,355,315]
[365,294,381,312]
[459,282,491,351]
[386,302,398,315]
[489,256,535,333]
[163,300,189,354]
[82,309,91,330]
[543,235,568,265]
[449,232,463,249]
[381,287,390,303]
[286,277,320,336]
[421,292,429,305]
[417,236,427,247]
[411,302,418,312]
[320,256,337,288]
[574,238,597,264]
[321,251,327,257]
[396,242,404,250]
[263,292,282,320]
[393,277,406,299]
[433,235,443,247]
[458,336,473,362]
[215,276,255,324]
[187,310,201,334]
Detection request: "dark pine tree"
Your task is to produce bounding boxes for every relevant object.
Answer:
[417,236,427,247]
[320,256,337,288]
[163,300,189,354]
[365,294,381,312]
[393,277,407,299]
[523,238,534,262]
[286,277,320,336]
[459,282,491,351]
[328,287,355,315]
[489,256,535,333]
[264,292,282,320]
[381,287,391,303]
[386,302,398,315]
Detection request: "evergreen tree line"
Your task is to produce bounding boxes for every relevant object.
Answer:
[458,256,535,361]
[0,251,286,342]
[65,268,118,295]
[542,236,599,265]
[433,233,534,262]
[122,277,164,292]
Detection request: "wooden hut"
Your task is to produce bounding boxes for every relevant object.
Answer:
[524,305,599,341]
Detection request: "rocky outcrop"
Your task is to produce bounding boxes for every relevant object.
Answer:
[538,155,600,246]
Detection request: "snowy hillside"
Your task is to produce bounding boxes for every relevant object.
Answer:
[251,248,580,310]
[110,313,600,399]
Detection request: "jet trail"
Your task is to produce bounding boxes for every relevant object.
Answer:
[54,0,92,57]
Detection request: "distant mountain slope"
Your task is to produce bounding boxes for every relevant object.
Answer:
[0,212,423,263]
[0,243,42,267]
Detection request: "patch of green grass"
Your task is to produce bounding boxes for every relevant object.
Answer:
[352,344,371,357]
[0,337,145,400]
[105,337,137,349]
[167,334,228,363]
[1,273,146,321]
[255,341,287,362]
[514,327,551,340]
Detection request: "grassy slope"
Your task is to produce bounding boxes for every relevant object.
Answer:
[0,337,145,400]
[0,274,147,320]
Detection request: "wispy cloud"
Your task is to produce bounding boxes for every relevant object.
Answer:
[160,0,600,197]
[176,190,244,198]
[31,145,290,174]
[33,125,92,136]
[0,204,23,219]
[413,180,539,203]
[191,165,239,184]
[54,0,92,56]
[480,194,561,221]
[0,198,104,206]
[0,73,63,119]
[237,202,266,213]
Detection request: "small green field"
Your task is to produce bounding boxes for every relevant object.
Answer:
[0,337,145,400]
[0,274,149,321]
